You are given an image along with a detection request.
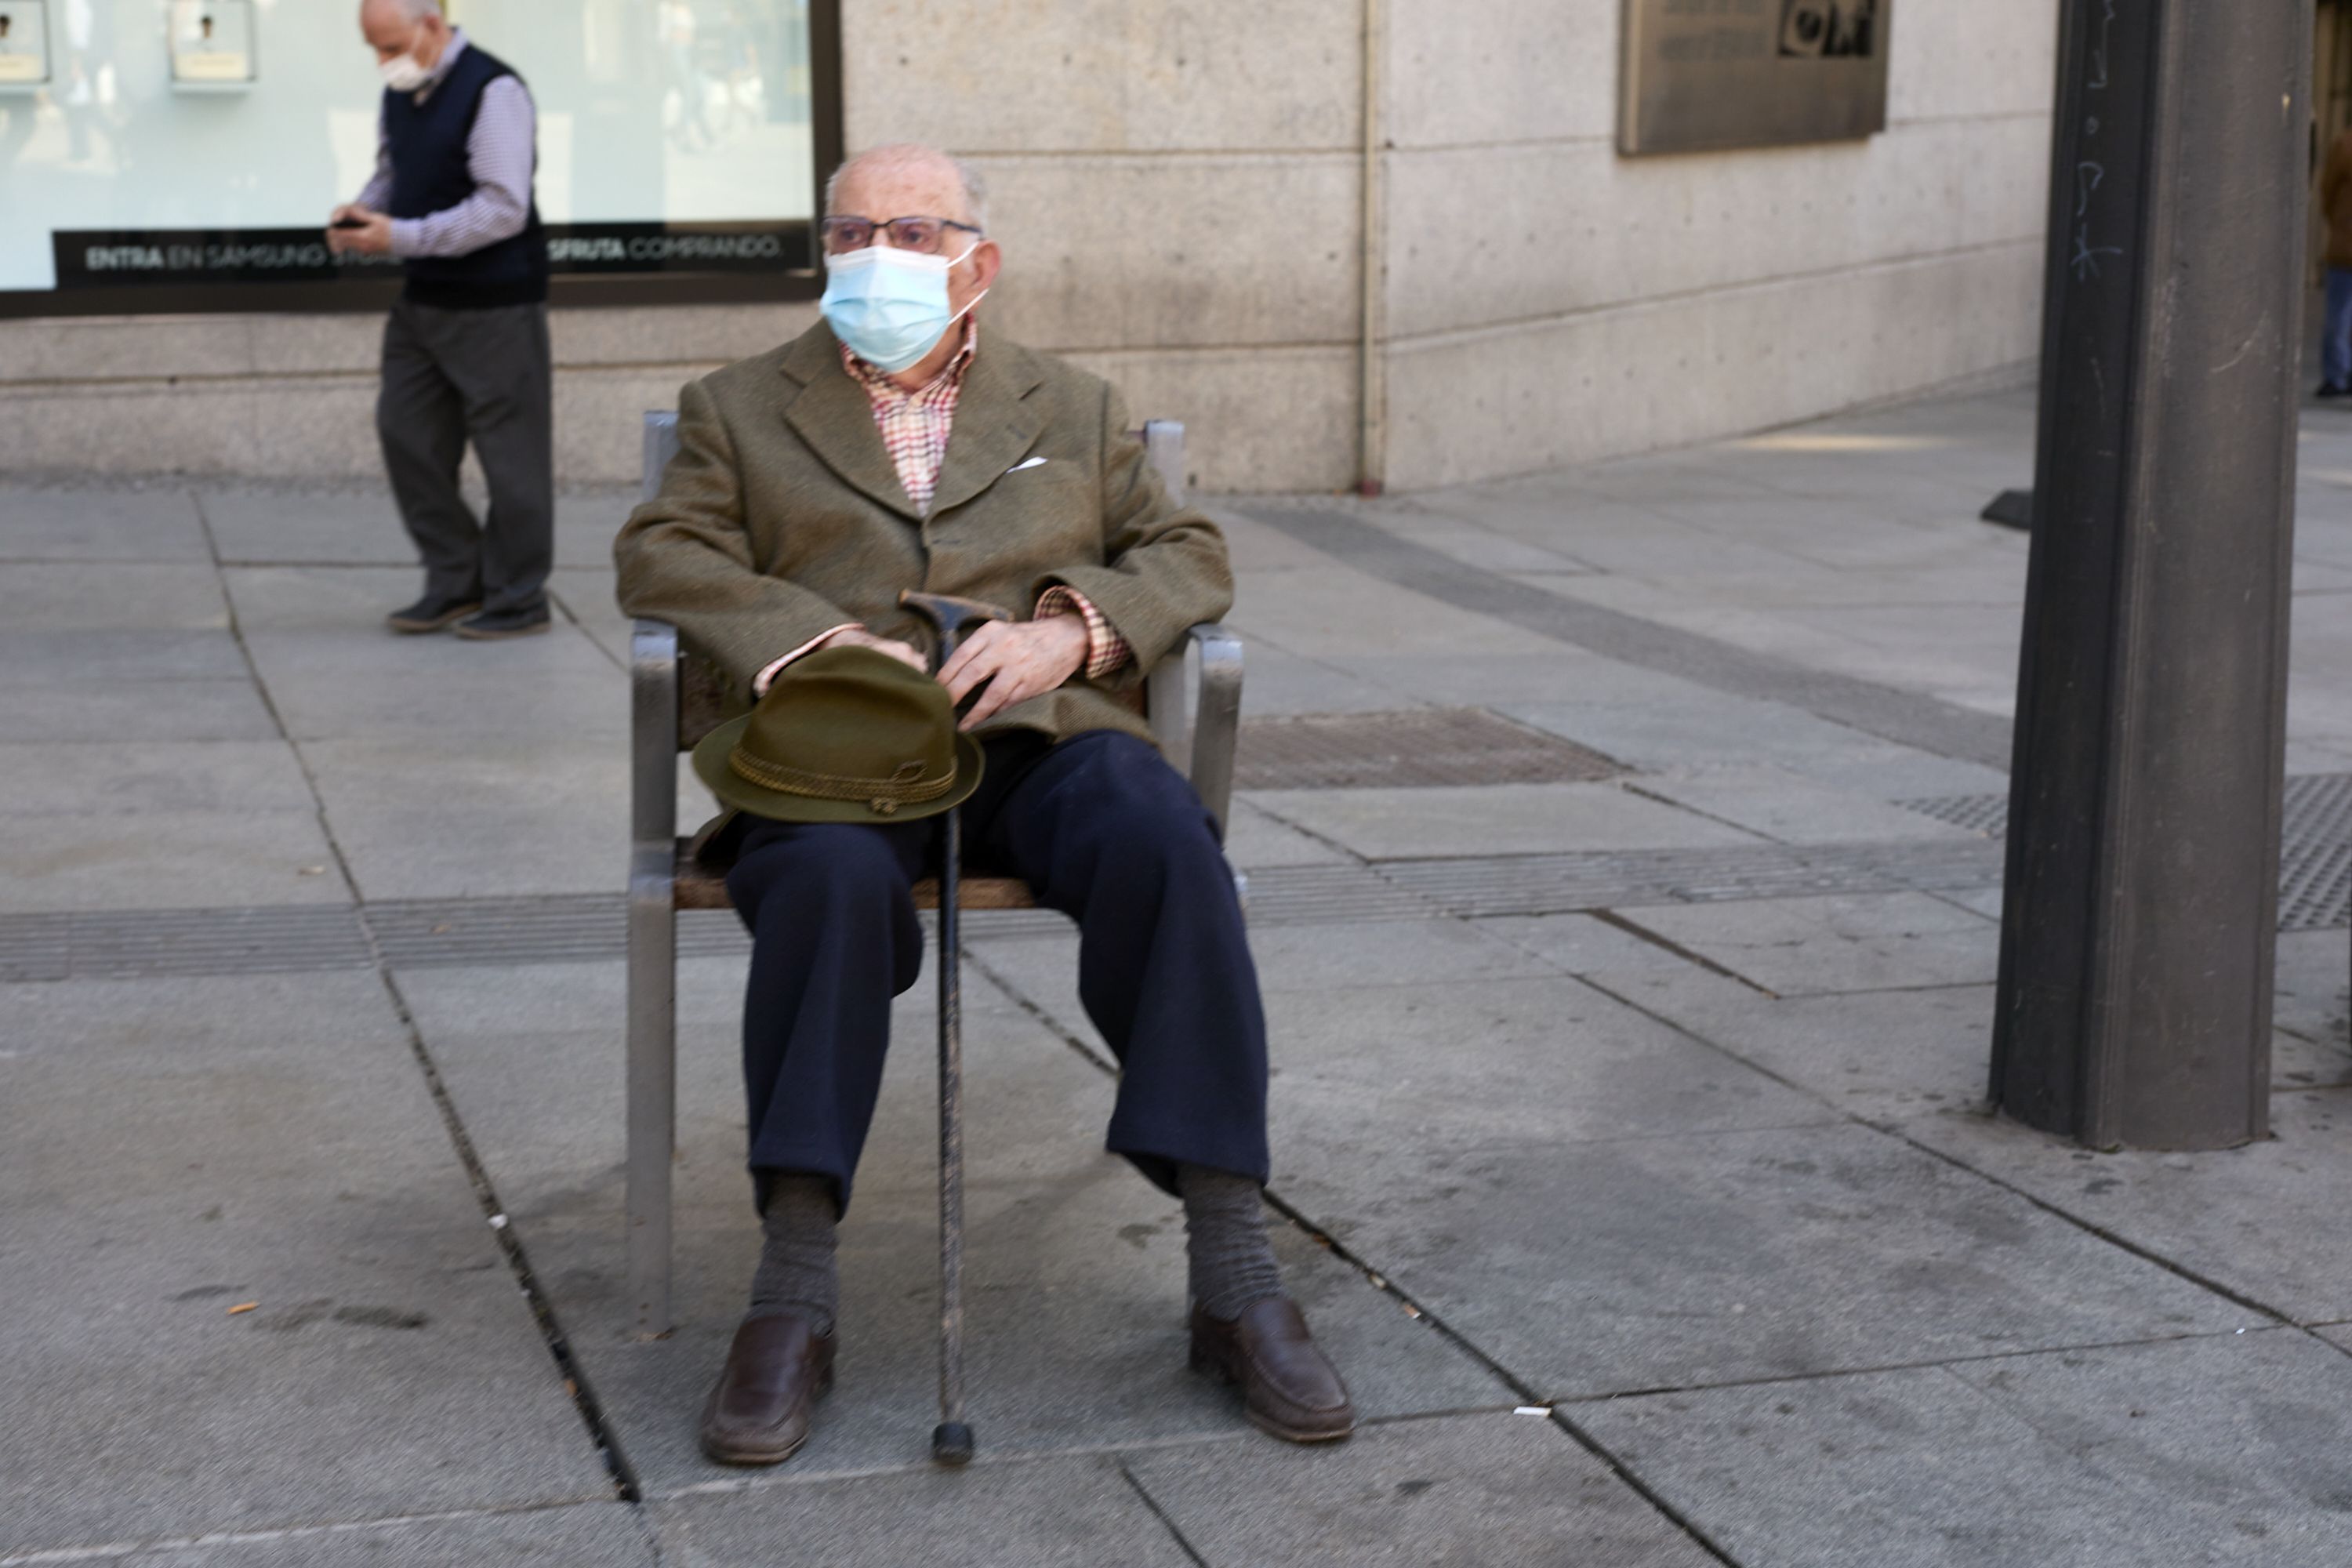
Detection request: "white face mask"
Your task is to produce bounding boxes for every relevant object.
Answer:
[379,42,432,93]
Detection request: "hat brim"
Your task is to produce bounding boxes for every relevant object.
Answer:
[691,716,984,825]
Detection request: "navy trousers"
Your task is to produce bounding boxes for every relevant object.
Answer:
[723,729,1269,1211]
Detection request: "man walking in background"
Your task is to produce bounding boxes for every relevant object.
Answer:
[2321,122,2352,401]
[328,0,554,639]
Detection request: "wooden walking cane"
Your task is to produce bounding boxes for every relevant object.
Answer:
[897,590,1004,1466]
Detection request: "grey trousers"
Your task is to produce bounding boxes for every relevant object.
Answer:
[376,296,554,615]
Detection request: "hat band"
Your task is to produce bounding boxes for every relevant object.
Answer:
[728,746,958,811]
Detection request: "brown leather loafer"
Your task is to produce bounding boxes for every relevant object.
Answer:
[1189,1297,1356,1443]
[699,1312,837,1466]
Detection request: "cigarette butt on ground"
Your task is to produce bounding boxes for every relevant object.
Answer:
[1514,1406,1552,1417]
[227,1302,258,1315]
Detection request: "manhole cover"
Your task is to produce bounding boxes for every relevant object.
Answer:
[1235,709,1623,791]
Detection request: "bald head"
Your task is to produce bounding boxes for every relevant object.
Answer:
[359,0,448,67]
[826,143,989,232]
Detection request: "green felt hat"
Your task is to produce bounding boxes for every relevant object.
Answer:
[692,645,982,824]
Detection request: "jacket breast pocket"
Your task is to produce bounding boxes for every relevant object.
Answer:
[956,463,1102,566]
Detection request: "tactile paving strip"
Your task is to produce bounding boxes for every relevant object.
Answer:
[6,794,2340,982]
[1899,772,2350,932]
[1235,709,1622,791]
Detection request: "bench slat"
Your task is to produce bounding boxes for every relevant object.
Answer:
[673,840,1036,913]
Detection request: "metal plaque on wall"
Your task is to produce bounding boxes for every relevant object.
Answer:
[1621,0,1890,155]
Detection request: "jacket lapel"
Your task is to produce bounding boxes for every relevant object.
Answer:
[925,335,1045,521]
[779,324,921,522]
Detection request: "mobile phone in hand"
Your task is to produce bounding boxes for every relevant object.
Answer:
[332,216,368,230]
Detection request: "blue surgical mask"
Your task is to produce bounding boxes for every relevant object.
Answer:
[819,241,985,373]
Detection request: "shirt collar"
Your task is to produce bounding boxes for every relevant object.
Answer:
[416,28,468,96]
[840,317,978,398]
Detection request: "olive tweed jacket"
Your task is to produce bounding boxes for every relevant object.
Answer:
[612,321,1234,750]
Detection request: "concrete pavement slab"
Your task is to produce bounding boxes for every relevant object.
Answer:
[1,485,209,562]
[1500,691,1890,771]
[1318,648,1697,710]
[0,562,230,631]
[555,489,636,570]
[646,1453,1198,1566]
[1258,973,1836,1164]
[0,680,281,743]
[1577,968,1996,1120]
[549,565,632,670]
[1212,633,1406,717]
[2274,930,2350,1051]
[1220,798,1356,868]
[1767,744,2013,801]
[1577,1333,2352,1568]
[0,808,347,911]
[302,734,625,901]
[1225,565,1563,661]
[400,960,1509,1494]
[0,740,313,817]
[112,1503,655,1566]
[1124,1414,1719,1567]
[1381,509,1601,575]
[1276,1120,2261,1400]
[1615,891,2001,996]
[1629,766,1986,844]
[1474,912,1709,977]
[1900,1091,2352,1326]
[196,485,412,565]
[0,627,251,686]
[1246,782,1760,861]
[0,973,611,1555]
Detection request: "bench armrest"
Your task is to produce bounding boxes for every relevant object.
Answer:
[1148,622,1244,844]
[631,618,681,855]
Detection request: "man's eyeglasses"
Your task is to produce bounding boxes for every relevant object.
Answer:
[818,216,983,256]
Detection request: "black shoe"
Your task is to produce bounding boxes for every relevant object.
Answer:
[386,593,482,634]
[2318,383,2350,401]
[453,604,552,641]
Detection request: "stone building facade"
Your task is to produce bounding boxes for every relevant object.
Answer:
[0,1,2054,493]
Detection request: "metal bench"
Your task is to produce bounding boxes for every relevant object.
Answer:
[626,412,1243,1337]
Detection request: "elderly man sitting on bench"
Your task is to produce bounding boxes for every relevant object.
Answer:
[613,142,1353,1466]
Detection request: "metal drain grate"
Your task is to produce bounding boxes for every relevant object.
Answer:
[1236,709,1622,791]
[0,905,371,985]
[2281,775,2352,932]
[1897,791,2012,837]
[1900,772,2350,932]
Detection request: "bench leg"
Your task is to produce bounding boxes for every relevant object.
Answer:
[626,853,677,1339]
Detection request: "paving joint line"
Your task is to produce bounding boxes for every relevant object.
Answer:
[1585,908,1780,997]
[1113,1459,1213,1567]
[1572,971,2352,1369]
[0,1497,626,1567]
[188,492,647,1511]
[1549,1326,2296,1407]
[960,937,1747,1568]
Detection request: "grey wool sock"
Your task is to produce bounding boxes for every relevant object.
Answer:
[747,1172,840,1334]
[1177,1163,1285,1322]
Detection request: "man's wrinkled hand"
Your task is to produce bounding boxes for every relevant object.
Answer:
[819,626,928,674]
[938,616,1087,731]
[326,206,394,257]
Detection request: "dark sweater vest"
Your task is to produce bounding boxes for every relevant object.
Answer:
[383,42,548,309]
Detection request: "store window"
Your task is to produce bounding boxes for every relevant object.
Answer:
[0,0,838,317]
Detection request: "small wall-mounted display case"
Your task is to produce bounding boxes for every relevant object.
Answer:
[169,0,256,93]
[0,0,52,92]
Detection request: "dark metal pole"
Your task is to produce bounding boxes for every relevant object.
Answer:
[1992,0,2310,1149]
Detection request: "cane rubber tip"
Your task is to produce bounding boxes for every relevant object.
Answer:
[931,1421,975,1465]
